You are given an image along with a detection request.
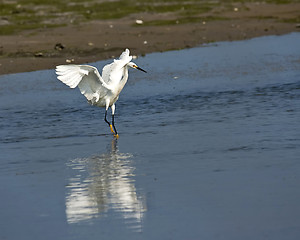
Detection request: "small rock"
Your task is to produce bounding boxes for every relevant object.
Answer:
[0,18,10,26]
[135,19,143,25]
[34,52,43,57]
[54,43,65,51]
[66,59,74,63]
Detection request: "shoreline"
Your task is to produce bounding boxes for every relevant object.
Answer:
[0,2,299,75]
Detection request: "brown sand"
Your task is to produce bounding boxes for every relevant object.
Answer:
[0,2,299,75]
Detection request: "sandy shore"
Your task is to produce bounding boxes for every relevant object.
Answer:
[0,2,299,75]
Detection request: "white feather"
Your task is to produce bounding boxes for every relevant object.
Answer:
[56,65,91,88]
[56,64,111,106]
[55,49,146,135]
[55,49,143,109]
[102,49,132,85]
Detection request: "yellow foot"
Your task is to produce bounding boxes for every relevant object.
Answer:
[114,134,119,139]
[109,124,115,134]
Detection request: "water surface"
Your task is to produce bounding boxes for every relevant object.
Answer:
[0,33,300,240]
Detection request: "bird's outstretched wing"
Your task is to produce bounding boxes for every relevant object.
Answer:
[56,65,110,103]
[102,49,132,84]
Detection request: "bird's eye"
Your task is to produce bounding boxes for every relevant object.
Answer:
[134,65,137,68]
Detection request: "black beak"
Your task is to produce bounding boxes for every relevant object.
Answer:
[136,66,147,73]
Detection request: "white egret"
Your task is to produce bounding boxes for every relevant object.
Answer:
[55,49,147,138]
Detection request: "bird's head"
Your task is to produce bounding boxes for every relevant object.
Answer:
[127,62,147,73]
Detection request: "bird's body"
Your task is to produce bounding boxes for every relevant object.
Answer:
[55,49,146,137]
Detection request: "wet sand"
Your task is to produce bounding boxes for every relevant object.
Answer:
[0,1,299,75]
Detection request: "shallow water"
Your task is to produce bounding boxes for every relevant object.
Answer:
[0,33,300,240]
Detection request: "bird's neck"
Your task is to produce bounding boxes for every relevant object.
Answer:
[113,66,128,95]
[121,66,129,82]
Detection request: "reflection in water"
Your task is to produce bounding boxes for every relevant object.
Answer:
[65,139,146,231]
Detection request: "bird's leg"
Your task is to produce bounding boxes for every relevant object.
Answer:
[112,114,118,137]
[111,104,119,138]
[104,103,116,135]
[104,110,115,134]
[104,101,114,134]
[104,110,110,126]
